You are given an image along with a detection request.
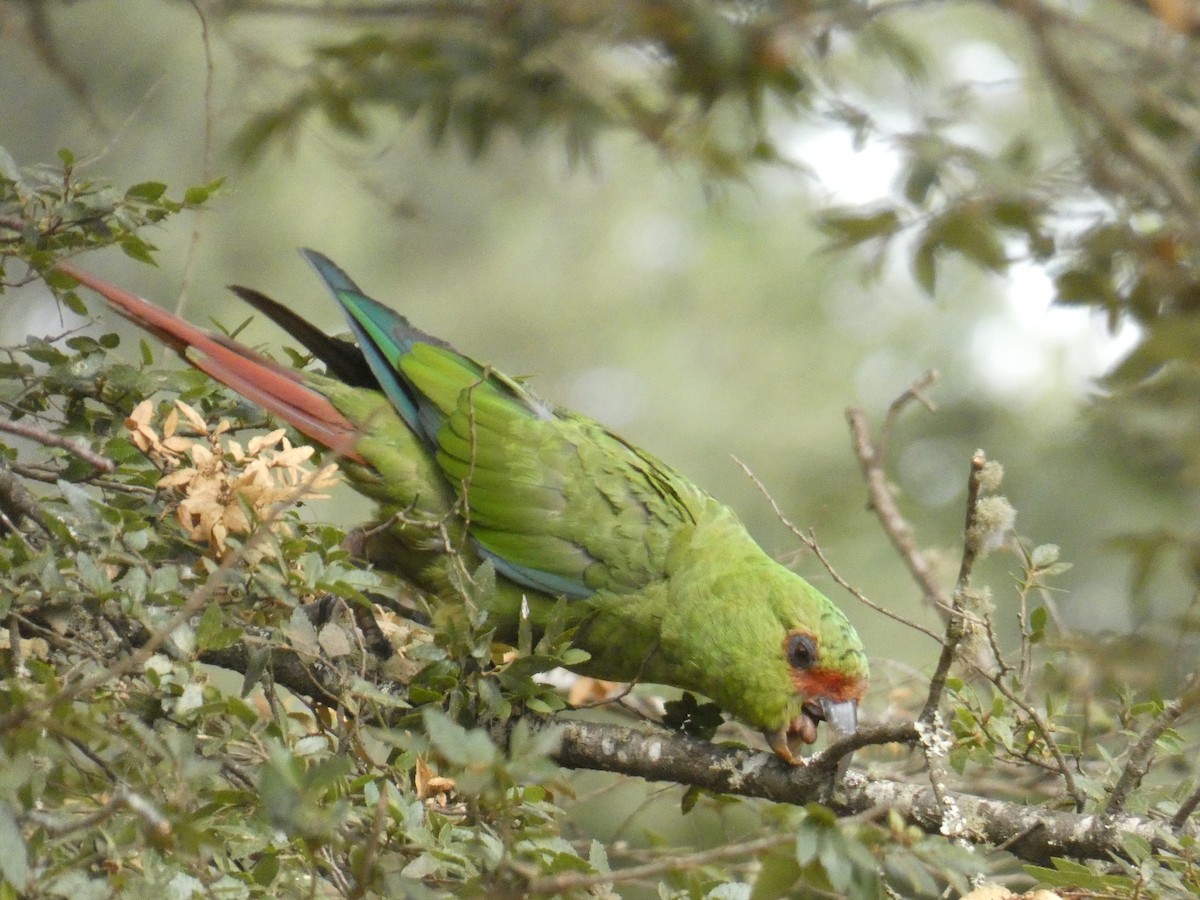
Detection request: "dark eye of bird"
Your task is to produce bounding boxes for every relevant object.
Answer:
[786,633,818,670]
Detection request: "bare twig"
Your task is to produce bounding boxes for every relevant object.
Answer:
[1103,697,1185,817]
[732,456,944,643]
[878,368,939,467]
[846,407,953,613]
[8,461,155,494]
[918,451,986,724]
[175,0,218,318]
[28,785,169,839]
[211,0,488,18]
[17,0,109,133]
[0,417,115,472]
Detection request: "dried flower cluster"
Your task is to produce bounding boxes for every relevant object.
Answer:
[126,399,341,556]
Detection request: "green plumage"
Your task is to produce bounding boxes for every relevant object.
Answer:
[301,252,868,757]
[71,251,869,762]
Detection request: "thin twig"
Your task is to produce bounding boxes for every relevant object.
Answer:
[19,0,109,133]
[846,407,953,613]
[918,451,986,724]
[28,785,169,839]
[878,368,939,467]
[8,461,155,494]
[212,0,488,18]
[732,456,944,643]
[175,0,218,317]
[0,459,49,535]
[805,531,946,643]
[0,417,115,472]
[1104,698,1185,817]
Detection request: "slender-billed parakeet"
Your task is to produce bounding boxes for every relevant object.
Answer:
[59,252,868,763]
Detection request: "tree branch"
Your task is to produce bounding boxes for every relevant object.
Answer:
[174,621,1200,866]
[550,718,1193,865]
[0,417,115,473]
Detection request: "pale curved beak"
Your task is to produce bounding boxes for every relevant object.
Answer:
[821,698,859,782]
[820,698,858,739]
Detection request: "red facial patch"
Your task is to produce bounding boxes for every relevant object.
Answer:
[791,667,867,703]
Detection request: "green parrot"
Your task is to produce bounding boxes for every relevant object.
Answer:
[58,252,868,764]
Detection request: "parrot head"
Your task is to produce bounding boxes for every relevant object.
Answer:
[685,552,869,765]
[764,622,869,764]
[656,506,869,765]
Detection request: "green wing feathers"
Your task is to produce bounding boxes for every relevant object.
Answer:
[300,251,707,600]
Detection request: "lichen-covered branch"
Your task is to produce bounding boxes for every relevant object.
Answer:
[156,618,1200,867]
[550,718,1196,866]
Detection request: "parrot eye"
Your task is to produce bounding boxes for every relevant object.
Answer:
[785,633,818,670]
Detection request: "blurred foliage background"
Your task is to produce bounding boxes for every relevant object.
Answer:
[6,0,1197,657]
[3,0,1200,895]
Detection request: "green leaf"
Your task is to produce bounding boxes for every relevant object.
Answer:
[1031,544,1060,568]
[75,551,110,594]
[195,602,242,652]
[817,828,852,891]
[251,854,279,886]
[557,647,591,667]
[794,821,820,865]
[422,708,497,768]
[0,803,29,890]
[125,182,168,202]
[0,146,21,184]
[183,182,213,206]
[120,235,157,265]
[1030,606,1048,643]
[119,566,149,605]
[903,157,940,205]
[913,240,937,294]
[587,840,610,877]
[63,290,88,317]
[240,648,271,697]
[751,847,802,900]
[942,213,1008,272]
[1055,268,1115,307]
[24,338,67,365]
[818,207,901,248]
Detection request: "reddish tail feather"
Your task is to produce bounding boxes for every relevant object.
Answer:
[57,262,367,464]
